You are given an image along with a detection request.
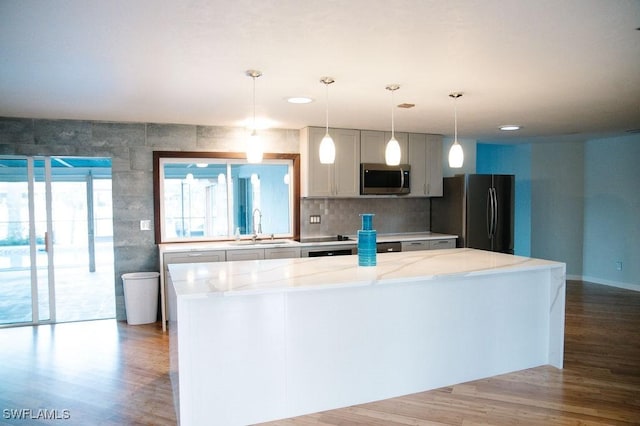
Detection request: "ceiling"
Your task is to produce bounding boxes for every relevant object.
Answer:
[1,0,639,143]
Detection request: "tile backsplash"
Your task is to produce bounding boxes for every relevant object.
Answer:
[300,197,431,237]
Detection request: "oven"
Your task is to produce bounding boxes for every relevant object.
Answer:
[376,241,402,253]
[302,247,356,257]
[300,235,357,257]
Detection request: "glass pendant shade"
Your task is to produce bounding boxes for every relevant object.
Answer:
[385,137,401,166]
[448,140,464,168]
[246,130,263,164]
[319,132,336,164]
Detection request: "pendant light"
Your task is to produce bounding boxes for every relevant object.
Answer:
[246,69,263,164]
[385,84,401,166]
[319,77,336,164]
[448,92,464,168]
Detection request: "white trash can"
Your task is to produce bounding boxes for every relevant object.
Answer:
[122,272,160,325]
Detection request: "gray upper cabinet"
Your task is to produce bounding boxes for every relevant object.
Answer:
[360,130,408,164]
[407,133,443,197]
[301,127,361,197]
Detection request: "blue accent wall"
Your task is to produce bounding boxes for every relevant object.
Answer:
[477,144,531,256]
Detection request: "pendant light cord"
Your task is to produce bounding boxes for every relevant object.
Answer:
[252,75,256,135]
[325,82,329,134]
[454,96,458,143]
[391,89,395,139]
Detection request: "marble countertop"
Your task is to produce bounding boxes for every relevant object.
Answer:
[160,232,457,252]
[168,248,564,298]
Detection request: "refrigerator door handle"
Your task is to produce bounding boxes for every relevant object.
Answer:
[486,188,493,239]
[491,187,498,239]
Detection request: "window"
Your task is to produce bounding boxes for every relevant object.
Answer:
[153,152,300,243]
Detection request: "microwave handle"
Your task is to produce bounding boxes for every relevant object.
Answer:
[399,167,405,190]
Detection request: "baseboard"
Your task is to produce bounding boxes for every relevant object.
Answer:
[573,275,640,292]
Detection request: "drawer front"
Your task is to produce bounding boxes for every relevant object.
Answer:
[264,247,301,259]
[401,241,429,252]
[429,239,455,249]
[226,249,265,261]
[164,250,226,266]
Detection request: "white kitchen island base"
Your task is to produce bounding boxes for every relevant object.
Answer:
[168,249,565,426]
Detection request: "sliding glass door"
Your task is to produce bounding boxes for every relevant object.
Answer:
[0,156,114,327]
[0,157,52,325]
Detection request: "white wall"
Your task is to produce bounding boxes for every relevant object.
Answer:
[530,141,585,277]
[582,135,640,291]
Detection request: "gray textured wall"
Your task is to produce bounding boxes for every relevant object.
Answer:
[1,117,433,320]
[0,117,299,320]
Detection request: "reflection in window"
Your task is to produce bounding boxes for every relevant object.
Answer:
[159,159,293,242]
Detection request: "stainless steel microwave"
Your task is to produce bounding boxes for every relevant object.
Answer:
[360,163,411,195]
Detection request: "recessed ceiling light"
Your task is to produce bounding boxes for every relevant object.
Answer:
[286,97,314,104]
[499,125,522,131]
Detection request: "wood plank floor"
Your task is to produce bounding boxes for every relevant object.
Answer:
[1,281,638,425]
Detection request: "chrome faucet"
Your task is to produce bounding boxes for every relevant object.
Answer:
[252,208,263,240]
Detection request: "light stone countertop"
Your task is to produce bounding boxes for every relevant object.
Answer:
[159,232,457,252]
[168,248,564,298]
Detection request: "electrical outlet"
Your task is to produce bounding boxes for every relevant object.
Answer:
[616,261,623,271]
[309,215,321,224]
[140,220,151,231]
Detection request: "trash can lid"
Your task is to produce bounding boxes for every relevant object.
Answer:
[122,272,160,280]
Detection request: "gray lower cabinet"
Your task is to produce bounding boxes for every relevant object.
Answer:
[164,250,226,269]
[226,247,302,261]
[401,239,455,252]
[401,241,430,252]
[226,249,265,261]
[264,247,302,259]
[429,239,455,249]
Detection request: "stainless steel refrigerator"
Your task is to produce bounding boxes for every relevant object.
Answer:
[431,174,514,254]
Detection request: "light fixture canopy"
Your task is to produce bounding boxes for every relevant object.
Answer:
[448,92,464,168]
[385,84,401,166]
[246,69,263,164]
[319,77,336,164]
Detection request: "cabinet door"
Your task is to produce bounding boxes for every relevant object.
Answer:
[428,239,455,249]
[401,240,429,251]
[361,130,408,164]
[360,130,386,163]
[332,128,361,197]
[264,247,301,259]
[226,249,265,261]
[408,133,443,197]
[301,127,334,197]
[426,135,443,196]
[408,133,428,196]
[164,250,226,265]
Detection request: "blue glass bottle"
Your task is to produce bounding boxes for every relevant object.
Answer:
[358,213,376,266]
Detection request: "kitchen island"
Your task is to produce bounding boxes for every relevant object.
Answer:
[167,248,565,426]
